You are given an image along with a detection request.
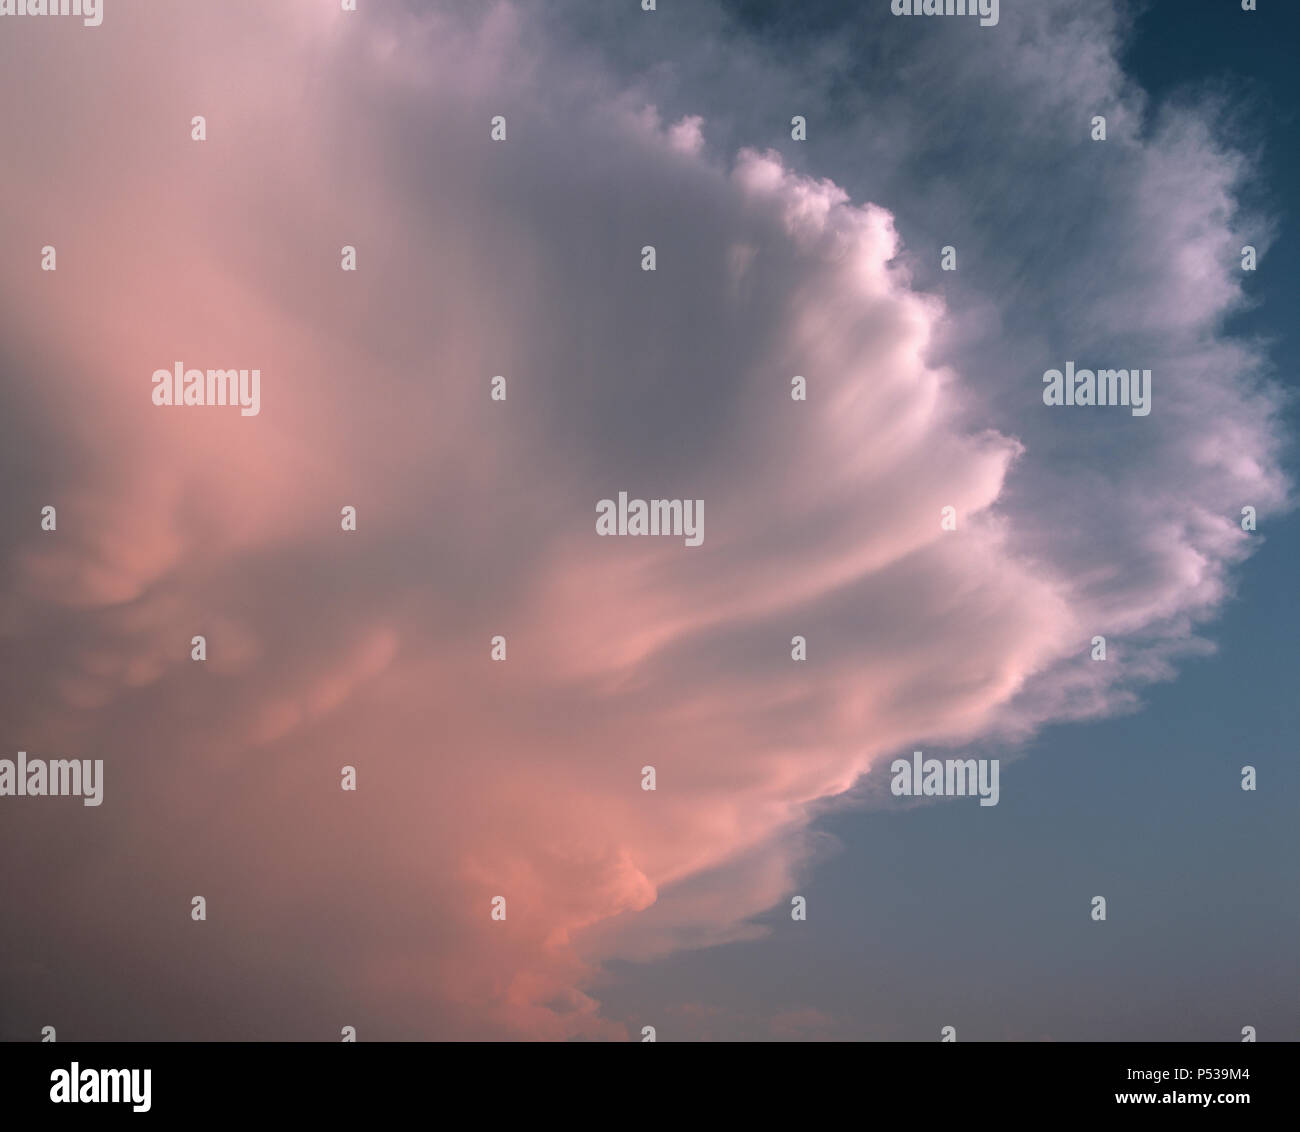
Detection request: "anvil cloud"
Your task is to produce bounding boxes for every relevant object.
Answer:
[0,0,1287,1039]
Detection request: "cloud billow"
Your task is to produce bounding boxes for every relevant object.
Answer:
[0,0,1287,1038]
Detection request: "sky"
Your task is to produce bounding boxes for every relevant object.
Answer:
[0,0,1295,1042]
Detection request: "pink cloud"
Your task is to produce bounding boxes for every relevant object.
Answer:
[0,0,1287,1039]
